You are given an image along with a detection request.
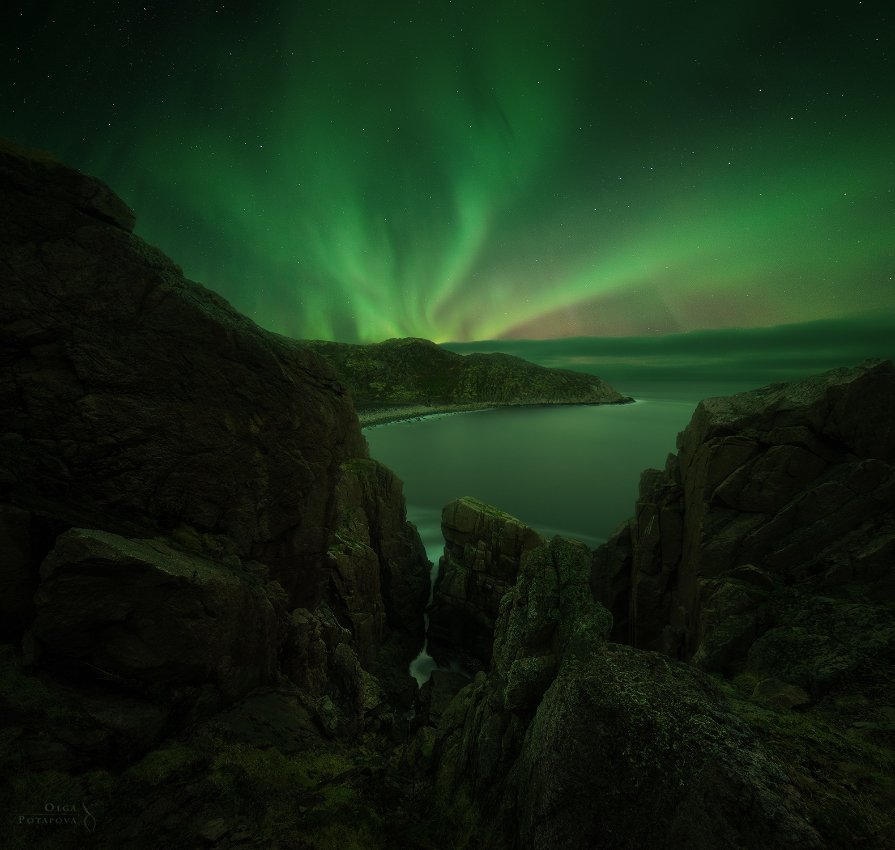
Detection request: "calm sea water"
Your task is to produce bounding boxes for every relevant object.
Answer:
[365,382,751,559]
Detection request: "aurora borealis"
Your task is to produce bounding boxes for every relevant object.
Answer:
[5,1,894,343]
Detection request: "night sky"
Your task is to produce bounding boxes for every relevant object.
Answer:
[4,1,894,343]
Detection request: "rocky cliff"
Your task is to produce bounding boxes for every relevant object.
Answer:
[0,139,431,847]
[3,139,893,850]
[424,361,895,849]
[303,336,632,412]
[432,538,823,850]
[594,358,895,670]
[426,497,544,671]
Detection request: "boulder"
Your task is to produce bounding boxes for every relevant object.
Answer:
[507,648,822,850]
[26,528,282,704]
[433,537,822,850]
[426,497,544,670]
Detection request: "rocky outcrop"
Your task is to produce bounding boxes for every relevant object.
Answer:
[304,336,633,411]
[504,648,823,850]
[426,497,544,671]
[426,364,895,849]
[26,528,282,704]
[0,140,429,775]
[4,140,894,849]
[592,359,895,690]
[432,536,822,849]
[1,137,372,610]
[328,459,430,664]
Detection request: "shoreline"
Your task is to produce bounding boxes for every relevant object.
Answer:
[358,403,493,428]
[358,397,636,429]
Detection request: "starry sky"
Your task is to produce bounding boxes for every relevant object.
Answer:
[4,0,894,343]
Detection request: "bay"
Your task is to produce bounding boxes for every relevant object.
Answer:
[365,390,715,555]
[364,382,751,685]
[363,358,894,684]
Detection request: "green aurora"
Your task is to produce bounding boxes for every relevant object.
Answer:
[4,0,894,342]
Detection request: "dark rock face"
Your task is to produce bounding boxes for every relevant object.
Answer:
[304,336,632,409]
[433,536,821,850]
[4,140,894,848]
[0,140,429,762]
[592,359,895,684]
[428,364,895,849]
[508,649,822,850]
[27,529,282,704]
[327,458,430,665]
[0,503,34,636]
[745,594,895,696]
[1,139,368,611]
[427,497,544,671]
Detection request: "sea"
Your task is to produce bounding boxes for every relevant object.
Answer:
[365,376,785,559]
[365,378,754,683]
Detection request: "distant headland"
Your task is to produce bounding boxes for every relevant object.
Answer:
[302,337,632,426]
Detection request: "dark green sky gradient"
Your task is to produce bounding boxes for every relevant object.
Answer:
[4,1,894,341]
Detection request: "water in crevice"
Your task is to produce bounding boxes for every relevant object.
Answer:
[405,507,462,686]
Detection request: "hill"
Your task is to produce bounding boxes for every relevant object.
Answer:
[304,337,631,424]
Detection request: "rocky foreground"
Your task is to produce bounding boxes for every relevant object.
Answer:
[427,359,895,849]
[1,140,893,849]
[1,139,431,847]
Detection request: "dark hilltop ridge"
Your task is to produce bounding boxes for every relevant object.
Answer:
[1,139,893,849]
[303,337,632,426]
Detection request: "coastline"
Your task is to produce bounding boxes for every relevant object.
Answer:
[358,403,493,428]
[358,396,636,429]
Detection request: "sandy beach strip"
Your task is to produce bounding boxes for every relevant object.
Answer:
[358,403,493,428]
